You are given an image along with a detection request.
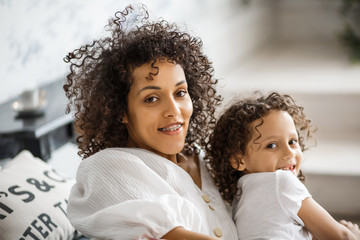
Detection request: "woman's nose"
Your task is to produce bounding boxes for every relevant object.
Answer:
[162,97,181,118]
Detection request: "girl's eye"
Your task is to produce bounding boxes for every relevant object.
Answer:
[176,89,187,97]
[266,143,277,149]
[289,139,298,145]
[144,96,158,103]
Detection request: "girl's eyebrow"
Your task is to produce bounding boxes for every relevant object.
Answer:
[260,135,278,142]
[137,80,186,95]
[261,133,298,142]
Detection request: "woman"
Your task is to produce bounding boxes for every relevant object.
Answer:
[64,4,237,240]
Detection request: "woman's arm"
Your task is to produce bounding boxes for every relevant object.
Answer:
[298,197,358,240]
[162,227,220,240]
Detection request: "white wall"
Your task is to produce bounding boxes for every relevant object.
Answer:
[0,0,119,103]
[0,0,272,104]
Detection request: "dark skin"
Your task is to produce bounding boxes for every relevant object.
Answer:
[177,152,202,189]
[125,61,203,189]
[124,61,217,239]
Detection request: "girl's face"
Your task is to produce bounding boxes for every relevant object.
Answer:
[123,60,193,162]
[236,110,303,176]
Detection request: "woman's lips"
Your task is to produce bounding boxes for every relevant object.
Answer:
[158,123,183,135]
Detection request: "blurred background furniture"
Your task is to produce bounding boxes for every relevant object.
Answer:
[0,79,75,161]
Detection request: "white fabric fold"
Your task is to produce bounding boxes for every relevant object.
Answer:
[70,195,203,239]
[233,170,312,239]
[67,148,237,239]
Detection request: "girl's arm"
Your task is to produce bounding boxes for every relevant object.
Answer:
[340,220,360,239]
[298,197,358,240]
[162,227,220,240]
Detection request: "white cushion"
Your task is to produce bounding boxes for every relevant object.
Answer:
[0,150,76,239]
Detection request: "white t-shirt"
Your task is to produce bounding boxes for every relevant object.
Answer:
[67,148,238,240]
[232,170,312,240]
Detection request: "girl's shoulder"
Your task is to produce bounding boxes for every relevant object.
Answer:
[275,170,303,186]
[237,171,302,192]
[238,171,277,185]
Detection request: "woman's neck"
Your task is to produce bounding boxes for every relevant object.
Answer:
[177,152,202,189]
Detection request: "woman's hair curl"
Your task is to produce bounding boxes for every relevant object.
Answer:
[64,4,221,158]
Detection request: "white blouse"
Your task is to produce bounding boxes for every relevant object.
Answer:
[233,170,312,239]
[67,148,237,240]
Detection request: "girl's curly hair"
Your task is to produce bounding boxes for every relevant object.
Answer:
[205,92,316,204]
[63,4,221,159]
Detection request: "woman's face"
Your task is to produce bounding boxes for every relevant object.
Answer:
[123,60,193,161]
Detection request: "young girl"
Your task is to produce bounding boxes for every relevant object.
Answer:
[206,92,360,239]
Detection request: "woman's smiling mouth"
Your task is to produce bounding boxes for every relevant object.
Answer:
[158,123,183,135]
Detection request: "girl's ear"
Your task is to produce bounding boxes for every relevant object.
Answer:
[230,154,246,171]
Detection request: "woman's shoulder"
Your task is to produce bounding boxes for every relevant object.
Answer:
[74,148,169,183]
[86,147,158,162]
[92,147,150,156]
[77,148,156,172]
[81,147,181,174]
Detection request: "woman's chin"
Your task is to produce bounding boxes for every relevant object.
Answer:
[155,145,185,157]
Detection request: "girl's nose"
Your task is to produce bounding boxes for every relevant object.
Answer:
[283,145,296,160]
[162,97,181,118]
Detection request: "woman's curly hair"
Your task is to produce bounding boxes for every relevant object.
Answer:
[63,4,221,158]
[205,92,316,204]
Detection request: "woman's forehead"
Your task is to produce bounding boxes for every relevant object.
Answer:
[131,61,184,84]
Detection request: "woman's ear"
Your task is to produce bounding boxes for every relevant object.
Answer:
[230,154,246,171]
[122,114,128,124]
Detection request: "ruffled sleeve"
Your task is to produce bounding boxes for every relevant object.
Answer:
[67,148,205,239]
[275,170,312,226]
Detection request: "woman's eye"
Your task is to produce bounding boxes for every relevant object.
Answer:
[266,143,277,149]
[176,90,187,97]
[144,96,158,103]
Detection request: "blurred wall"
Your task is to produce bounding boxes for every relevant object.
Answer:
[275,0,343,43]
[0,0,272,104]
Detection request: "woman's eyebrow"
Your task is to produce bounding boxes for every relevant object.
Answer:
[137,80,186,95]
[176,80,186,86]
[137,86,160,95]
